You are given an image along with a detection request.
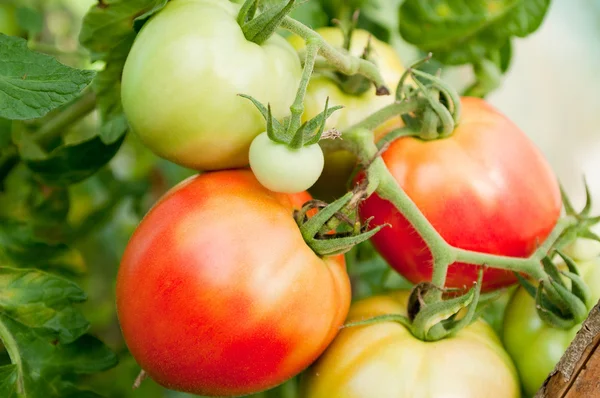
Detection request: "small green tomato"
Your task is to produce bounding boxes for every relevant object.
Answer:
[249,132,324,194]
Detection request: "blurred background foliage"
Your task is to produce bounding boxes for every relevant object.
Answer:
[0,0,598,396]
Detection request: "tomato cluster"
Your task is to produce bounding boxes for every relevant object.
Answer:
[116,1,597,397]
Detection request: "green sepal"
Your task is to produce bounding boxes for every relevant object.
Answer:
[560,271,591,310]
[342,314,412,330]
[580,177,592,217]
[298,192,386,256]
[555,180,600,250]
[238,94,287,144]
[514,272,566,318]
[541,255,565,288]
[303,97,343,145]
[555,249,592,306]
[237,0,258,26]
[309,224,385,256]
[550,279,588,324]
[535,281,579,330]
[300,192,353,239]
[411,269,483,341]
[242,0,296,45]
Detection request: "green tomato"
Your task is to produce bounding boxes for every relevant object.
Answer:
[0,3,23,37]
[249,132,324,193]
[503,245,600,397]
[121,0,302,171]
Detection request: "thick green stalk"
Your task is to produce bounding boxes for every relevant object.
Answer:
[285,38,320,146]
[281,17,388,94]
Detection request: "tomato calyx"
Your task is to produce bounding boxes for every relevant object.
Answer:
[343,269,487,341]
[515,185,600,329]
[238,0,296,45]
[388,55,462,142]
[239,94,342,149]
[295,190,385,256]
[517,250,591,329]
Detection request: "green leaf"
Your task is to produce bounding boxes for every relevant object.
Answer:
[0,267,88,343]
[13,128,125,186]
[399,0,551,65]
[0,365,18,398]
[79,0,168,61]
[0,165,70,226]
[0,35,95,121]
[0,267,117,397]
[0,220,86,275]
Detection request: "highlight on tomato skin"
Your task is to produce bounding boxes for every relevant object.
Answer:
[115,169,351,397]
[358,97,563,292]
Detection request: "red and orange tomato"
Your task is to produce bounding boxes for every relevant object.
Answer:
[116,170,351,396]
[359,97,562,291]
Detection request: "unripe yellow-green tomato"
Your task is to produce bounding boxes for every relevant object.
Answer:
[301,291,521,398]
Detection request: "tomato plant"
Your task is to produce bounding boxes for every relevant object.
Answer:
[503,241,600,397]
[121,0,302,171]
[301,291,521,397]
[359,97,563,291]
[116,170,351,396]
[0,0,588,397]
[249,131,325,193]
[288,27,405,200]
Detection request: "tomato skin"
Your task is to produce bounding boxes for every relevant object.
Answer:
[503,246,600,396]
[249,132,325,193]
[116,170,351,396]
[288,28,405,201]
[359,97,562,291]
[301,291,521,398]
[121,0,302,171]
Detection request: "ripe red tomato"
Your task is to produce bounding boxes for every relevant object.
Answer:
[359,97,562,291]
[116,170,351,396]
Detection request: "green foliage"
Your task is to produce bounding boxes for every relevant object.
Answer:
[0,267,117,397]
[0,0,569,396]
[399,0,551,96]
[0,35,95,120]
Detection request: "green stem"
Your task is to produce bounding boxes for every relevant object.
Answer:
[348,99,424,133]
[281,16,388,94]
[342,129,574,287]
[34,90,96,148]
[286,38,320,145]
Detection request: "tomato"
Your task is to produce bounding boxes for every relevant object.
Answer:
[0,3,23,37]
[300,291,521,397]
[116,170,351,396]
[503,241,600,397]
[359,97,562,291]
[288,27,405,201]
[249,132,324,193]
[121,0,302,171]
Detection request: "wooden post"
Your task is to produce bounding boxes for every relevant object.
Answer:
[535,301,600,397]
